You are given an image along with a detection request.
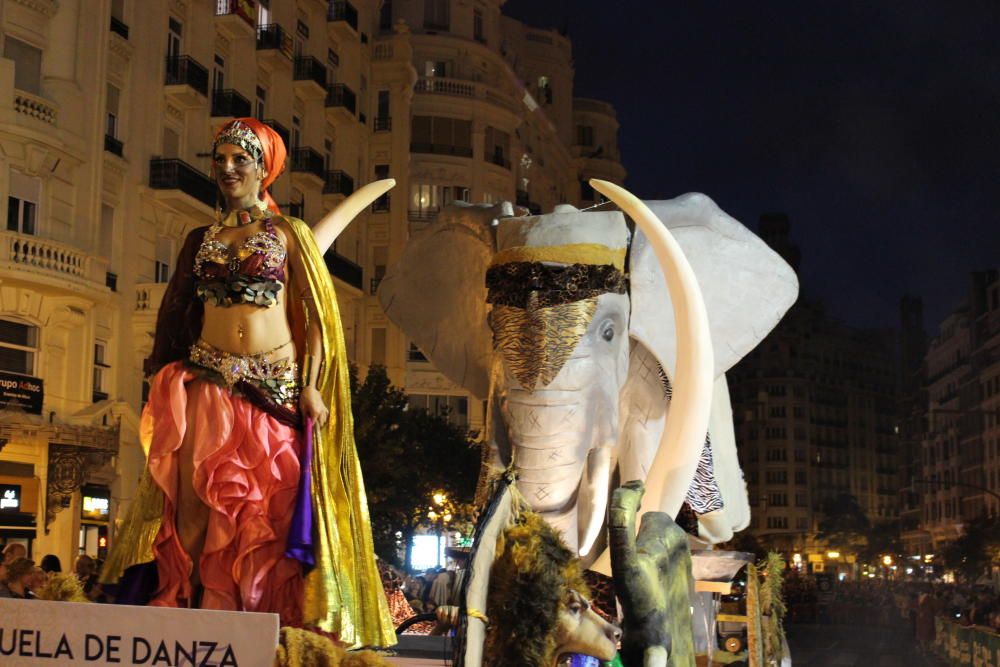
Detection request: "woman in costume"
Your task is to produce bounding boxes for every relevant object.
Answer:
[104,118,396,647]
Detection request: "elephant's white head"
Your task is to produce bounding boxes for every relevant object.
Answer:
[378,190,798,561]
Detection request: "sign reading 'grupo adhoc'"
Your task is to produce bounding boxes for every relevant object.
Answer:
[0,598,278,666]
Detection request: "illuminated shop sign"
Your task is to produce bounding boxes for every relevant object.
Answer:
[0,371,43,415]
[81,486,110,521]
[0,484,21,512]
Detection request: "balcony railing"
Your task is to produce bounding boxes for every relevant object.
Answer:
[294,56,327,88]
[373,116,392,132]
[104,135,123,157]
[211,89,252,118]
[262,119,290,148]
[410,143,472,158]
[327,1,359,31]
[14,91,57,125]
[323,170,354,196]
[325,252,363,290]
[215,0,256,21]
[291,147,325,179]
[110,16,129,39]
[164,56,209,96]
[409,208,439,222]
[149,158,217,208]
[325,83,357,114]
[257,24,292,56]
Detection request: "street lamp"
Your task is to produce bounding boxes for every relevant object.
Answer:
[430,491,450,568]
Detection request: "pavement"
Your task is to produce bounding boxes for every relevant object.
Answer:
[786,622,949,667]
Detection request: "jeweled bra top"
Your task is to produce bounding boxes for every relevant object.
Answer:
[194,216,287,308]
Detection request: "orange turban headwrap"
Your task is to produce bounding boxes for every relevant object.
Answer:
[213,117,287,215]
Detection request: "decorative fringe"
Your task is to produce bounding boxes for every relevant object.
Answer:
[34,573,89,602]
[757,552,787,666]
[275,627,391,667]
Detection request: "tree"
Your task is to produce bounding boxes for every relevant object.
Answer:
[352,365,480,570]
[816,493,870,552]
[941,515,1000,582]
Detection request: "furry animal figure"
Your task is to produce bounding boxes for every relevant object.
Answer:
[274,627,390,667]
[484,511,620,666]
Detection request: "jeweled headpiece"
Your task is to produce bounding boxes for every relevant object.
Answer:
[213,120,264,161]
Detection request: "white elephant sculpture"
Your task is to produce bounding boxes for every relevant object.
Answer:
[378,182,798,567]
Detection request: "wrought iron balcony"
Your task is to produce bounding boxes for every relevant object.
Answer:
[294,56,327,88]
[373,116,391,132]
[325,251,363,291]
[291,147,325,180]
[257,24,292,57]
[408,208,440,222]
[323,170,354,196]
[164,56,208,97]
[262,119,290,148]
[327,1,359,31]
[149,158,216,209]
[410,143,473,158]
[211,89,252,118]
[104,135,123,157]
[325,84,357,114]
[110,16,129,39]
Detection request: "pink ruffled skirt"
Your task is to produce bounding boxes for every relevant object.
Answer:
[145,362,303,624]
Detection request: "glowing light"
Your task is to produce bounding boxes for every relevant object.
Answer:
[411,534,445,571]
[906,567,914,574]
[792,553,802,565]
[867,573,875,578]
[882,555,893,566]
[427,510,439,521]
[433,492,447,506]
[826,551,840,559]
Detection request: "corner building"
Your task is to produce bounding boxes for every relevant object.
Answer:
[0,0,625,561]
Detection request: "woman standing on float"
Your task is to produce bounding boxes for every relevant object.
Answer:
[104,118,395,647]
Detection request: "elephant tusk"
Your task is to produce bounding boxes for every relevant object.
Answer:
[590,179,714,520]
[578,444,614,558]
[309,178,396,255]
[644,646,668,667]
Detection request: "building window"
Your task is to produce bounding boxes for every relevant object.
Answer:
[258,0,270,26]
[0,320,38,376]
[765,470,787,484]
[424,0,450,31]
[106,84,121,139]
[370,327,387,366]
[409,393,469,428]
[93,341,110,402]
[473,8,484,42]
[7,172,40,236]
[766,516,788,530]
[4,37,43,95]
[484,126,510,168]
[576,125,594,147]
[795,492,808,507]
[537,75,552,104]
[379,0,393,31]
[796,517,809,530]
[795,469,807,485]
[408,342,427,362]
[255,85,266,119]
[424,60,448,78]
[766,448,787,462]
[411,116,472,157]
[167,17,183,59]
[768,492,788,507]
[154,237,174,283]
[292,115,301,149]
[212,54,225,94]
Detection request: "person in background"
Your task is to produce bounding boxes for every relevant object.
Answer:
[0,557,35,598]
[75,555,104,602]
[40,554,62,574]
[2,543,26,564]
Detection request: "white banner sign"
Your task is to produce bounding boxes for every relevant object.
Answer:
[0,598,278,666]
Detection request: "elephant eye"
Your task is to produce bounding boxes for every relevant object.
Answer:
[601,322,615,342]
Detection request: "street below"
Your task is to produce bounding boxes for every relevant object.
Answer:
[786,621,948,667]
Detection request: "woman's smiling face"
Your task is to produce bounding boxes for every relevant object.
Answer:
[213,143,267,208]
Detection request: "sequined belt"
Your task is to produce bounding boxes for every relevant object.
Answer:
[188,339,300,407]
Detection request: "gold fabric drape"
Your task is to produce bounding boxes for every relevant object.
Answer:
[102,217,395,648]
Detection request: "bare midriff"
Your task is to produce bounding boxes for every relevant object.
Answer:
[200,295,296,361]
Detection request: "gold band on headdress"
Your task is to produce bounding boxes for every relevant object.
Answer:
[490,243,626,271]
[213,120,264,161]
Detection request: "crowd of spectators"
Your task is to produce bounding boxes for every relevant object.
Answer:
[0,543,106,602]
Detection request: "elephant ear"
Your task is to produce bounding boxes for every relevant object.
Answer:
[629,193,799,379]
[377,203,502,400]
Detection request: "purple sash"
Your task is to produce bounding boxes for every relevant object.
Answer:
[286,417,316,571]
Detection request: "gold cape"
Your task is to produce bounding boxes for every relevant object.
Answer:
[102,217,396,648]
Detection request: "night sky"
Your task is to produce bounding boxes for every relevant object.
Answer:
[503,1,1000,332]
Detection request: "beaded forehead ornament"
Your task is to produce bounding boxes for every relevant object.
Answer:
[213,120,264,162]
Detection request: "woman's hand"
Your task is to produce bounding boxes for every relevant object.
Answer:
[300,386,329,427]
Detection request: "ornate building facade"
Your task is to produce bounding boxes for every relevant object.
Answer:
[0,0,624,563]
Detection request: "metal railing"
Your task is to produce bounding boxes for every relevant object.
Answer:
[327,1,359,30]
[291,147,325,179]
[408,208,440,222]
[325,83,357,114]
[294,56,327,88]
[260,119,290,148]
[211,89,252,118]
[104,135,123,157]
[164,56,208,96]
[110,16,129,39]
[149,158,216,208]
[374,116,391,131]
[323,170,354,196]
[325,252,363,290]
[257,24,291,54]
